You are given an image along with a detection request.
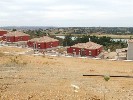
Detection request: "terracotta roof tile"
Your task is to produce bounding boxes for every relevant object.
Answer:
[4,31,30,37]
[71,42,102,49]
[0,29,7,32]
[29,36,59,42]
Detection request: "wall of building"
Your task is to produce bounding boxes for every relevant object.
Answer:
[0,31,7,36]
[27,41,59,50]
[67,46,103,57]
[127,42,133,60]
[67,47,73,54]
[2,36,30,42]
[45,41,59,49]
[14,37,19,42]
[36,42,45,49]
[15,36,30,42]
[6,36,15,42]
[21,36,30,41]
[52,41,59,47]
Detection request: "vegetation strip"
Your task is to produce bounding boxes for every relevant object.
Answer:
[83,75,133,78]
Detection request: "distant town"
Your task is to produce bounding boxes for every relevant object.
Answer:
[0,27,133,60]
[1,26,133,35]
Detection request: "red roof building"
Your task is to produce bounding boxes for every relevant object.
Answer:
[0,30,7,36]
[27,36,59,50]
[2,31,30,42]
[67,42,103,57]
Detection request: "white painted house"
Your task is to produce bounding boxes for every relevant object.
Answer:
[127,40,133,60]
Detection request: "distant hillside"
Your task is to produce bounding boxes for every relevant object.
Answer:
[0,26,57,30]
[1,26,133,35]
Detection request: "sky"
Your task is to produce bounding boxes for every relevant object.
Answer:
[0,0,133,27]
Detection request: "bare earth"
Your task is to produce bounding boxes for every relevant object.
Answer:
[0,46,29,53]
[0,54,133,100]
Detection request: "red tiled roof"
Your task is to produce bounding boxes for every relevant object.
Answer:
[3,31,30,37]
[0,29,7,31]
[29,36,59,43]
[71,42,102,49]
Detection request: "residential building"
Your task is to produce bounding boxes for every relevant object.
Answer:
[27,36,59,50]
[2,31,30,43]
[0,30,7,36]
[67,42,103,57]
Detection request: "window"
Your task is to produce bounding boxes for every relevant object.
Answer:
[89,51,92,56]
[51,43,53,47]
[38,44,41,49]
[73,49,75,51]
[97,50,100,54]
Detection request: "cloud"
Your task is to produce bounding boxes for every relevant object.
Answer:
[0,0,133,26]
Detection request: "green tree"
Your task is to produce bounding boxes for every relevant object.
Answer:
[12,29,17,31]
[63,34,74,46]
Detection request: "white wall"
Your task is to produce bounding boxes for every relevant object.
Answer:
[127,42,133,60]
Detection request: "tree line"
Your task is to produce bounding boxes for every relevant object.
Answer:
[63,34,128,51]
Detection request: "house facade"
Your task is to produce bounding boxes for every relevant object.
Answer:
[27,36,59,50]
[67,42,103,57]
[0,30,7,36]
[127,40,133,60]
[2,31,30,42]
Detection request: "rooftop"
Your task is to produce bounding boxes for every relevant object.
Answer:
[0,29,7,32]
[29,36,59,42]
[4,31,30,37]
[71,42,102,49]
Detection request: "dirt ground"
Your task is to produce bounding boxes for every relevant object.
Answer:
[0,54,133,100]
[0,46,29,53]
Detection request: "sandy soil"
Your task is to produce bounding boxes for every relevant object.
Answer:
[0,55,133,100]
[0,46,29,53]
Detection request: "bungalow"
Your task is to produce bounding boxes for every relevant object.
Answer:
[2,31,30,43]
[67,42,103,57]
[27,36,59,50]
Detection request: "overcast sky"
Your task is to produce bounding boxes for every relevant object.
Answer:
[0,0,133,27]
